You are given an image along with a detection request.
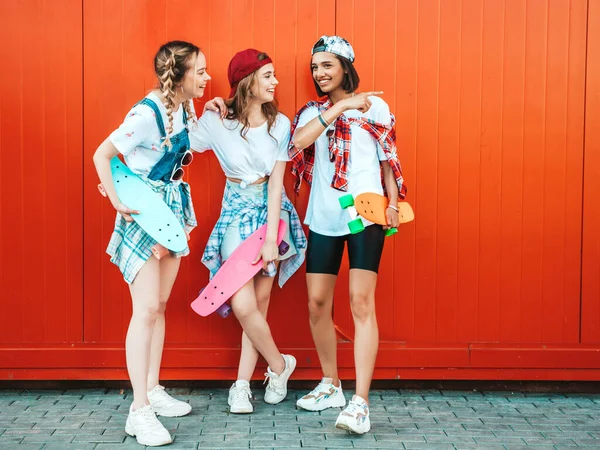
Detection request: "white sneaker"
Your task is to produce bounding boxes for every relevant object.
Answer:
[125,404,172,446]
[296,377,346,411]
[263,354,296,404]
[147,385,192,417]
[335,395,371,434]
[228,380,253,414]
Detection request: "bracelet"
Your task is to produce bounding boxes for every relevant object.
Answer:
[317,113,329,128]
[387,204,399,213]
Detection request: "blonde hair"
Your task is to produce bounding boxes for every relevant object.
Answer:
[154,41,199,148]
[225,52,279,141]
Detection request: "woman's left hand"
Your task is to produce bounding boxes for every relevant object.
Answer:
[253,240,279,270]
[203,97,227,118]
[385,206,399,229]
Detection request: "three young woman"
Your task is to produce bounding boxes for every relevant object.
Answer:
[95,35,403,445]
[289,35,406,434]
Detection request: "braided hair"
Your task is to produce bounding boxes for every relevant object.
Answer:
[154,41,199,148]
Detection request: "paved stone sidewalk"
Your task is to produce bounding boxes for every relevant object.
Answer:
[0,387,599,449]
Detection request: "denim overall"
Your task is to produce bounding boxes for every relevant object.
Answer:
[137,97,190,209]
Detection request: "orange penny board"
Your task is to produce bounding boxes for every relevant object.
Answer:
[354,193,414,225]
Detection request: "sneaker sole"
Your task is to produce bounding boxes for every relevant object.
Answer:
[125,422,172,446]
[230,406,253,414]
[297,396,346,412]
[153,407,192,418]
[335,421,369,435]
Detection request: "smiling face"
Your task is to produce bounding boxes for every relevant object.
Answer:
[311,52,345,94]
[180,52,211,99]
[250,63,278,104]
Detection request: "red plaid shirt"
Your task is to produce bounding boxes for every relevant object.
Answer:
[288,100,407,198]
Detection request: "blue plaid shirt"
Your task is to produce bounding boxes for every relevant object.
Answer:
[201,182,307,287]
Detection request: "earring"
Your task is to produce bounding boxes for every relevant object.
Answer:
[180,86,184,94]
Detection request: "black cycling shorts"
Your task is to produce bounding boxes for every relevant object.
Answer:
[306,225,385,275]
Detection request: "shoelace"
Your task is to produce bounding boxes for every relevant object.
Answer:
[305,383,330,398]
[263,371,284,395]
[233,386,252,403]
[138,407,163,432]
[344,401,365,416]
[154,389,172,401]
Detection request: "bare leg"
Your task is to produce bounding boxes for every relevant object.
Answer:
[126,257,161,410]
[306,273,340,386]
[230,279,285,374]
[147,255,181,390]
[236,272,276,381]
[349,269,379,403]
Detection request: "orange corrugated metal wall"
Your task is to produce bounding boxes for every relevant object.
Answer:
[1,0,599,380]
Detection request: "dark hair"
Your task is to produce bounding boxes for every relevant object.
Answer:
[311,39,360,97]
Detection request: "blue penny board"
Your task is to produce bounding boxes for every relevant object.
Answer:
[111,156,188,252]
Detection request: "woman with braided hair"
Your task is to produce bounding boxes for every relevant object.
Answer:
[93,41,211,446]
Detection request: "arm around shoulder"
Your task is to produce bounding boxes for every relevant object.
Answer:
[189,110,217,152]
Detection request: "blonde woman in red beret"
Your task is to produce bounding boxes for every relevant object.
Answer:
[190,49,307,414]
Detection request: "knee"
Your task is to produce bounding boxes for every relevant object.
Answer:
[349,291,375,323]
[308,296,329,322]
[232,301,258,322]
[135,303,161,324]
[157,293,170,314]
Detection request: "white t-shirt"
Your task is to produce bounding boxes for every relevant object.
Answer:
[109,92,195,177]
[297,96,390,236]
[190,110,291,187]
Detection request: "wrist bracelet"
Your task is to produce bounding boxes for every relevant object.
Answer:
[387,204,399,213]
[317,113,329,128]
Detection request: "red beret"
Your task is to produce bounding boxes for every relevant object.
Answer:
[227,49,273,97]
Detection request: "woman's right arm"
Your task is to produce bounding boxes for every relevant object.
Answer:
[291,91,383,150]
[93,138,139,222]
[291,102,345,150]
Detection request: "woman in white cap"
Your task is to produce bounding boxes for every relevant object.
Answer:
[288,35,407,434]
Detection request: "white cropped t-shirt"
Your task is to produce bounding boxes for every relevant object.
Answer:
[189,110,291,187]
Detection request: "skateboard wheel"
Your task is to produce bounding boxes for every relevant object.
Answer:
[338,193,355,209]
[385,227,398,237]
[217,303,232,318]
[348,218,365,234]
[278,240,290,256]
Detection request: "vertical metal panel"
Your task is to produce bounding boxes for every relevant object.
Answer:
[582,0,600,343]
[0,0,83,345]
[83,0,335,362]
[0,0,595,379]
[333,0,585,345]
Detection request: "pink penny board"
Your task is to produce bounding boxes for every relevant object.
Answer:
[191,219,286,317]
